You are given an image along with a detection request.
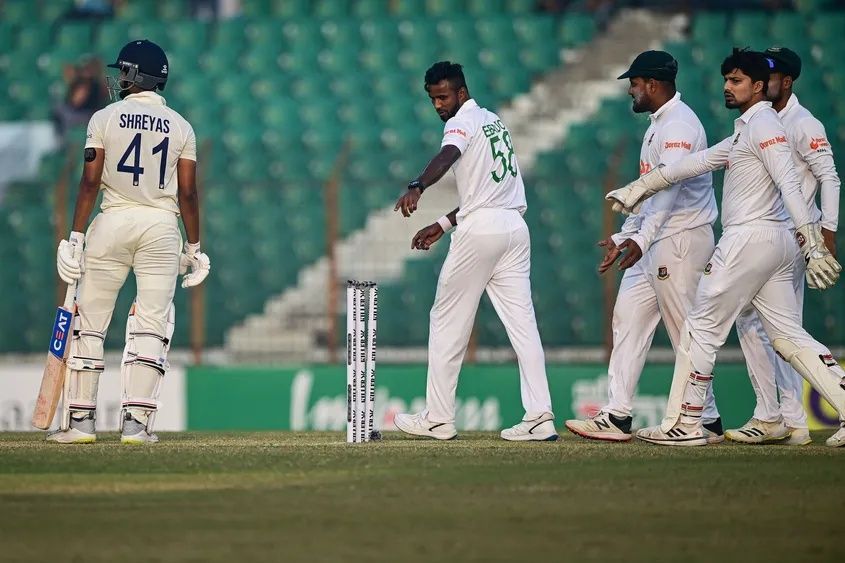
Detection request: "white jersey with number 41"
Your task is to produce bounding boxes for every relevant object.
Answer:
[441,99,527,222]
[85,90,196,214]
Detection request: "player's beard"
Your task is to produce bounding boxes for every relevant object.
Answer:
[631,92,648,113]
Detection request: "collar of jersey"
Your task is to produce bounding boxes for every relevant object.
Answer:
[455,98,478,117]
[649,91,681,122]
[778,93,799,118]
[736,100,772,124]
[123,91,167,105]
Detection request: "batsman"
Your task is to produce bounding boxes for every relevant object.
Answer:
[47,40,210,444]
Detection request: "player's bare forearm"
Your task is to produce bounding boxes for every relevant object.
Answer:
[413,145,462,189]
[445,207,458,227]
[177,158,200,244]
[71,148,104,232]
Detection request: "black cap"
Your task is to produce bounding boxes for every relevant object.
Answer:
[764,47,801,80]
[618,50,678,81]
[108,39,169,90]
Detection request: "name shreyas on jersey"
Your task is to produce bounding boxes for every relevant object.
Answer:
[119,113,170,133]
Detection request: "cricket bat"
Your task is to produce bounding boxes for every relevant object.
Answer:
[31,282,77,429]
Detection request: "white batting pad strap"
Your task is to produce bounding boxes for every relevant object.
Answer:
[121,398,160,412]
[67,356,105,372]
[679,372,712,424]
[68,401,97,412]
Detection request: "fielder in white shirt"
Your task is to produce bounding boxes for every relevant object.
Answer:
[50,40,210,444]
[392,61,556,441]
[565,51,723,442]
[728,47,842,445]
[607,48,845,447]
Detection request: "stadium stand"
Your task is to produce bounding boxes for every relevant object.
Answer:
[0,1,842,352]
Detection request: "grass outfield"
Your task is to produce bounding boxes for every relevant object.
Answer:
[0,432,842,563]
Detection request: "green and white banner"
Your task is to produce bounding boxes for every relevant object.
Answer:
[186,364,796,431]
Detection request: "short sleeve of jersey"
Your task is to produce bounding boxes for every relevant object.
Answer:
[84,109,107,150]
[441,116,473,154]
[657,120,698,167]
[180,121,197,162]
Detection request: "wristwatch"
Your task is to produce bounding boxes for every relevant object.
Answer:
[407,179,425,193]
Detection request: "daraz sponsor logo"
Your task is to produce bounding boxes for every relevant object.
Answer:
[759,135,786,150]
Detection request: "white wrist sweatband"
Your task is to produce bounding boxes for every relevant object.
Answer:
[437,215,454,233]
[185,241,201,255]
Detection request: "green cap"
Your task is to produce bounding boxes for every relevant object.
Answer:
[765,47,801,80]
[617,50,678,81]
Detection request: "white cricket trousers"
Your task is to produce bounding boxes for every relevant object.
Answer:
[605,224,719,422]
[735,253,808,428]
[76,207,181,362]
[424,208,553,424]
[685,225,843,384]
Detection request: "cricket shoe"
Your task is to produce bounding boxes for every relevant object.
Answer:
[564,411,632,442]
[501,412,558,441]
[46,414,96,444]
[725,418,790,444]
[703,417,725,444]
[636,421,707,446]
[121,415,159,444]
[825,424,845,448]
[784,427,811,446]
[393,412,457,440]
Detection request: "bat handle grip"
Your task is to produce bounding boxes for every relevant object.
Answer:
[62,282,77,310]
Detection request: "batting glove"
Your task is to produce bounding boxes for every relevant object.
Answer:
[179,241,211,288]
[56,231,85,284]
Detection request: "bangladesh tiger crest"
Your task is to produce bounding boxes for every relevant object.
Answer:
[704,262,712,275]
[657,266,669,280]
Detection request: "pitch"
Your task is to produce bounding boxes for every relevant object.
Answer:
[1,432,841,562]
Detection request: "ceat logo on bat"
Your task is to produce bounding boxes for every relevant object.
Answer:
[49,308,73,360]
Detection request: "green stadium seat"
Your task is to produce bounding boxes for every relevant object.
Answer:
[157,1,189,20]
[352,0,388,18]
[56,22,94,51]
[240,0,273,17]
[2,1,37,25]
[96,21,132,54]
[476,17,515,45]
[769,12,806,43]
[809,12,845,42]
[269,0,309,17]
[558,14,596,46]
[730,12,770,44]
[428,0,466,15]
[692,12,728,43]
[117,0,158,20]
[393,0,427,17]
[314,0,349,18]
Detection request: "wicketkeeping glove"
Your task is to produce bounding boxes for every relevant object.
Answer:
[605,166,671,215]
[796,223,842,290]
[179,241,211,288]
[56,231,85,284]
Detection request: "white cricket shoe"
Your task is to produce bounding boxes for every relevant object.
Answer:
[501,412,558,441]
[393,412,457,440]
[784,427,812,446]
[121,415,159,444]
[636,422,707,446]
[46,414,96,444]
[564,411,632,442]
[725,418,790,444]
[825,424,845,448]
